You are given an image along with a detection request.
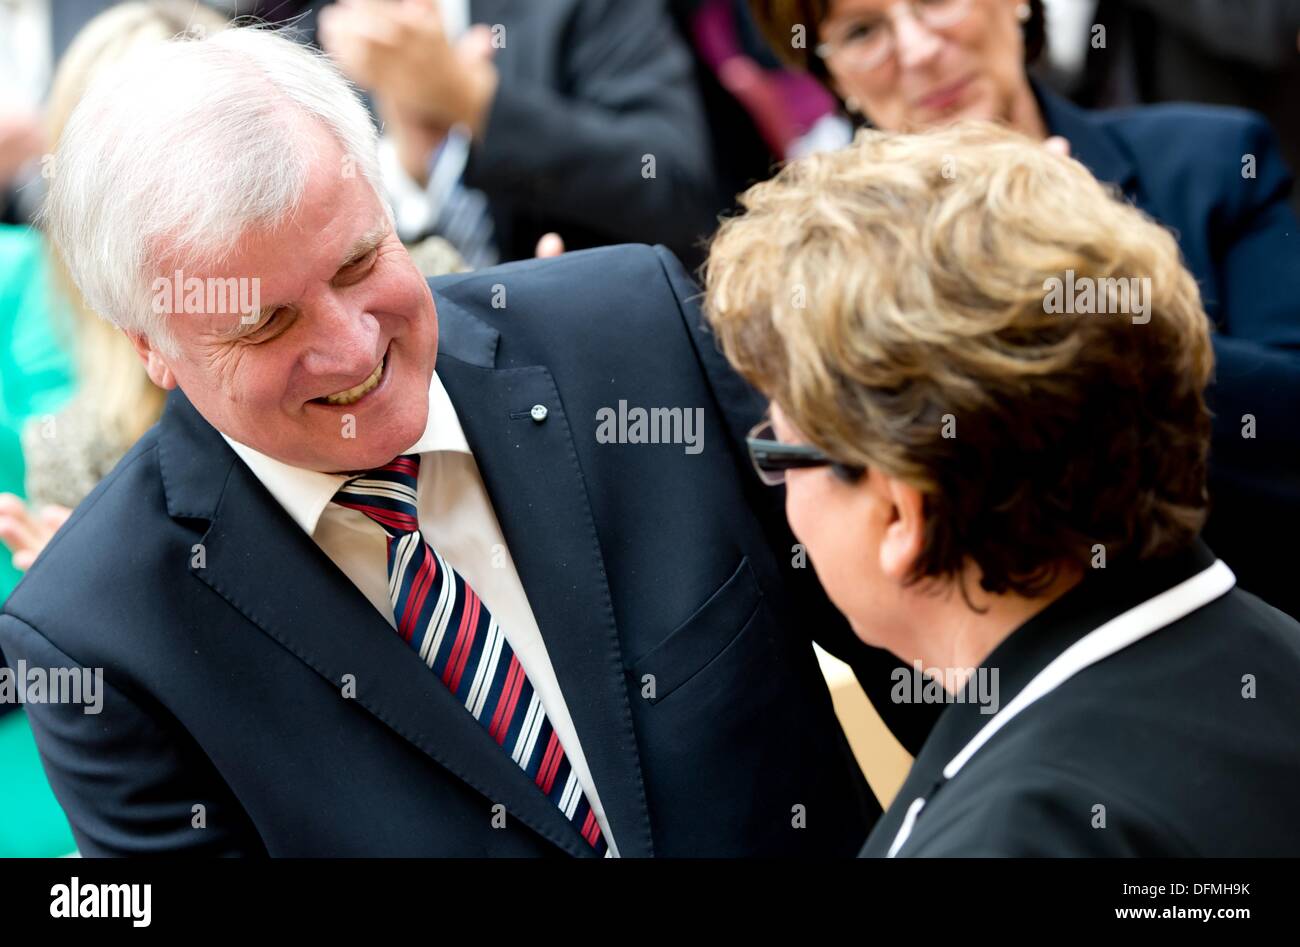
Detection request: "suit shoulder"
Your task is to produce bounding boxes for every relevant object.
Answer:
[900,760,1164,856]
[1101,101,1277,151]
[430,244,673,300]
[3,435,164,624]
[1101,102,1290,196]
[430,244,695,352]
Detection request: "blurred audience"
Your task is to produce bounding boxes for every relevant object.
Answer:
[0,226,72,594]
[1,1,214,223]
[318,0,724,266]
[1071,1,1300,217]
[747,0,1300,617]
[0,0,230,859]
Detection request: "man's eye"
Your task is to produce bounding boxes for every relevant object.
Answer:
[246,307,287,338]
[342,248,379,278]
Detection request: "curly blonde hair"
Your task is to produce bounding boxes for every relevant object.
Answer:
[704,121,1213,597]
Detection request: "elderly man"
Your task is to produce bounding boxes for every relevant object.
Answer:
[0,27,931,856]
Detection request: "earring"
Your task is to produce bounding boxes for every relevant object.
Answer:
[845,96,861,114]
[1016,2,1031,22]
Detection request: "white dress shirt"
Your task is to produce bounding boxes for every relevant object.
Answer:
[220,371,619,855]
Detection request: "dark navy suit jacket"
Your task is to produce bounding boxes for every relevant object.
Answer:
[0,245,932,856]
[1037,86,1300,618]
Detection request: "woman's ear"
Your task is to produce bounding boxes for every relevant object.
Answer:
[128,333,178,390]
[877,473,925,581]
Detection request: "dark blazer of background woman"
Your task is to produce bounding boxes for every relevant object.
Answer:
[1034,82,1300,619]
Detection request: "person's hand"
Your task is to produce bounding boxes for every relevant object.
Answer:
[534,233,565,258]
[0,494,71,572]
[0,110,45,189]
[319,0,499,139]
[384,100,447,188]
[1044,135,1071,158]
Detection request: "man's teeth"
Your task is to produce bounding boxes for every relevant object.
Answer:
[322,359,384,405]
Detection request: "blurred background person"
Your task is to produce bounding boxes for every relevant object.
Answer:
[746,0,1300,618]
[0,0,121,225]
[0,220,74,863]
[0,0,229,858]
[317,0,726,267]
[1066,1,1300,218]
[704,122,1300,855]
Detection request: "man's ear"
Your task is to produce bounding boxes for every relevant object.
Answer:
[877,473,925,582]
[127,332,178,390]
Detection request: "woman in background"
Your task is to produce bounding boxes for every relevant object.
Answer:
[0,0,229,859]
[704,122,1300,855]
[748,0,1300,617]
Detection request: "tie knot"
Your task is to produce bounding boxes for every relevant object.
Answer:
[333,453,422,535]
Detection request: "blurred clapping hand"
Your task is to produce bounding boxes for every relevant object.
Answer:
[319,0,498,185]
[0,494,70,572]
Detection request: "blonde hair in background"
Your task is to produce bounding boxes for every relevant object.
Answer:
[44,1,231,449]
[705,121,1214,598]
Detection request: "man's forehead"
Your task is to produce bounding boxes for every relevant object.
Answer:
[175,211,387,296]
[144,212,390,346]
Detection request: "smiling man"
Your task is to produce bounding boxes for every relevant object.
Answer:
[133,115,437,476]
[0,27,936,856]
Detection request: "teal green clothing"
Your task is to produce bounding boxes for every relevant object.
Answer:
[0,709,77,856]
[1,224,76,597]
[0,224,77,857]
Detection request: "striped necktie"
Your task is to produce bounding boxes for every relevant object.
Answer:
[333,454,608,855]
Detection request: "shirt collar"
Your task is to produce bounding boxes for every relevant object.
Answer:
[904,539,1218,783]
[220,370,470,537]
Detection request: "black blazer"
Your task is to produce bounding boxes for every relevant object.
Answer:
[861,540,1300,856]
[461,0,722,266]
[1036,85,1300,619]
[0,245,933,856]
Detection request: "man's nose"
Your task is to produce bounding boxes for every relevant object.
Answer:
[302,298,381,378]
[892,6,944,69]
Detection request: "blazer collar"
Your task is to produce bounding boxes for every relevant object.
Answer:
[899,539,1219,789]
[1032,78,1139,196]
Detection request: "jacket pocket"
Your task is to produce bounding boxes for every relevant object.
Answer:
[627,556,763,704]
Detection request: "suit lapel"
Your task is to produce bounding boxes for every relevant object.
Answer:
[158,388,597,858]
[1033,80,1139,198]
[433,298,655,857]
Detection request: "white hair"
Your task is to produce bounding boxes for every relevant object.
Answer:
[43,25,388,357]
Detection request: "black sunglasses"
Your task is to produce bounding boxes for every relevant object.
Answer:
[745,420,865,486]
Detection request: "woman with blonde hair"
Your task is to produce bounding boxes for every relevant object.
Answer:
[705,122,1300,855]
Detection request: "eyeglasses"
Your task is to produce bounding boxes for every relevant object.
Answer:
[746,420,866,487]
[815,0,974,73]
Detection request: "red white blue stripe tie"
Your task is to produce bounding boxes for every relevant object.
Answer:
[334,454,608,855]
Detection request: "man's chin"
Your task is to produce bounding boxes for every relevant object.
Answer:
[314,427,425,474]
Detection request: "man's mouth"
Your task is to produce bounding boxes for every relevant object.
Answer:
[314,351,386,406]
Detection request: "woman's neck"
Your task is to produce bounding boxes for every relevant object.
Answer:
[1006,79,1049,141]
[911,565,1083,693]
